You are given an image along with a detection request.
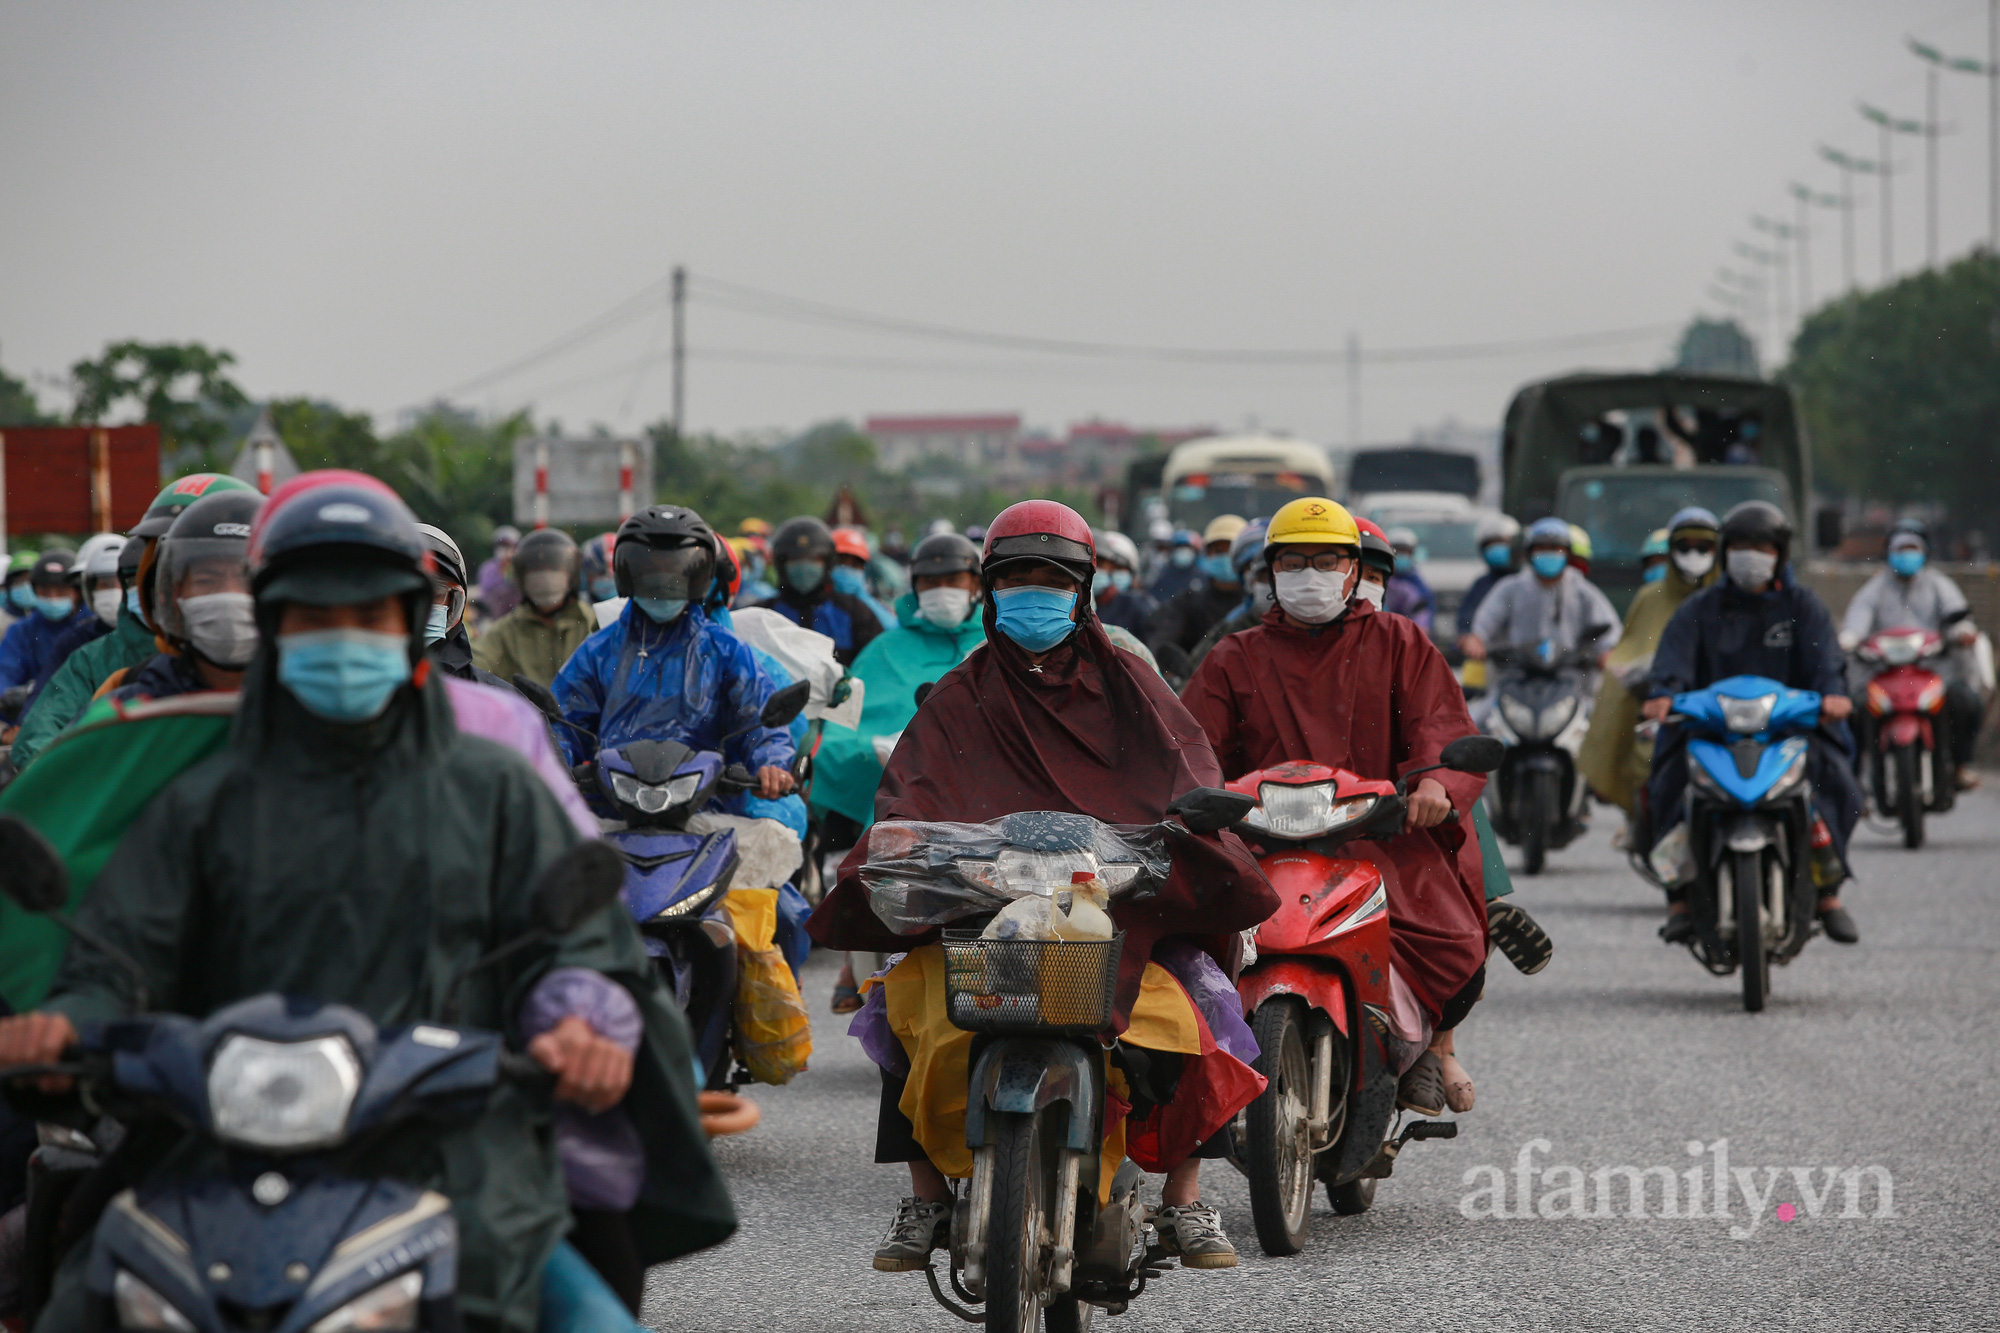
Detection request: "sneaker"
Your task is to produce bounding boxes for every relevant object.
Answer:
[1153,1202,1237,1269]
[1396,1051,1446,1117]
[872,1197,951,1272]
[1487,899,1554,974]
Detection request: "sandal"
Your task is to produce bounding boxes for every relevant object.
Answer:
[1487,899,1554,974]
[830,983,863,1014]
[1397,1050,1446,1117]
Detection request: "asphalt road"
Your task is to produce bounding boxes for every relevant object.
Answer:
[643,792,2000,1332]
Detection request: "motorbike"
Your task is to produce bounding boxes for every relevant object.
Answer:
[0,820,624,1333]
[515,675,811,1089]
[1853,627,1956,848]
[854,790,1254,1333]
[1479,635,1606,873]
[1655,674,1827,1013]
[1223,735,1502,1255]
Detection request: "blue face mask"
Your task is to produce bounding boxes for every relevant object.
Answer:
[1888,548,1925,578]
[8,583,36,612]
[278,629,411,723]
[34,594,76,621]
[831,565,868,597]
[1529,551,1570,580]
[1092,570,1111,596]
[1170,547,1195,568]
[1199,554,1237,582]
[1393,555,1415,576]
[1642,562,1667,584]
[589,577,618,602]
[1482,542,1512,570]
[423,604,451,645]
[636,596,688,623]
[1111,569,1133,592]
[785,560,825,593]
[125,587,144,618]
[993,585,1078,653]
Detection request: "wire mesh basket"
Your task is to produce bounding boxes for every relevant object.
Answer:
[940,930,1125,1034]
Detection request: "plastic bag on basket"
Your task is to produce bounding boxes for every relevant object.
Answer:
[858,812,1172,936]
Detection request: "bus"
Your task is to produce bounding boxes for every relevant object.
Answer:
[1158,435,1332,533]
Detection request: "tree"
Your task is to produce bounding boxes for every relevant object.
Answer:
[69,341,249,469]
[1784,251,2000,542]
[0,348,53,426]
[1673,318,1759,378]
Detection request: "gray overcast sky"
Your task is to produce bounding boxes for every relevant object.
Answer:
[3,1,1994,447]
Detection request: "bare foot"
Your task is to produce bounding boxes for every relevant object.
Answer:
[1437,1052,1475,1113]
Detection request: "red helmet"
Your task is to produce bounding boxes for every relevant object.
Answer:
[983,500,1095,581]
[830,526,872,562]
[706,528,743,610]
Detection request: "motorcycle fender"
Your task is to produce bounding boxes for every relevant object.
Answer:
[1513,750,1564,777]
[965,1038,1099,1155]
[1238,959,1349,1035]
[1723,813,1774,854]
[1881,715,1924,748]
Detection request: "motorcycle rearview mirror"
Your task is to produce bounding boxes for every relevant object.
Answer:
[1439,735,1506,774]
[0,814,151,1011]
[1152,641,1193,685]
[1167,786,1258,835]
[511,674,562,722]
[761,679,812,729]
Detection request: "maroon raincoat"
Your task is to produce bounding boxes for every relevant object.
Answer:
[1181,600,1488,1022]
[806,606,1276,1027]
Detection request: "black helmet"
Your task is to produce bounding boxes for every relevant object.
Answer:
[1358,528,1396,576]
[249,470,431,610]
[29,550,76,589]
[514,528,581,609]
[116,530,146,584]
[153,490,264,643]
[614,505,716,604]
[770,516,835,565]
[908,532,981,580]
[1718,500,1792,562]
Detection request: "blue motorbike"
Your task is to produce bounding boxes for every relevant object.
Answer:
[0,824,625,1332]
[1665,674,1826,1012]
[517,675,811,1087]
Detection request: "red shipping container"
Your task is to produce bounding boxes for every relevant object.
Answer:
[0,425,162,537]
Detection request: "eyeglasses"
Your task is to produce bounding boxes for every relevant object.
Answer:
[1271,551,1354,575]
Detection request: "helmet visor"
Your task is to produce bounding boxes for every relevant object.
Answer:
[618,542,714,603]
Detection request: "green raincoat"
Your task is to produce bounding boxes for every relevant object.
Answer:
[809,591,983,827]
[1578,561,1717,813]
[8,609,160,770]
[29,661,733,1332]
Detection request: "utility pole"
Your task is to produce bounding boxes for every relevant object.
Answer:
[1751,217,1798,326]
[670,265,687,440]
[1909,26,2000,252]
[1345,332,1360,446]
[1861,103,1929,280]
[1790,183,1844,310]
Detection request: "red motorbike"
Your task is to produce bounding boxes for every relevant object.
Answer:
[1856,627,1955,848]
[1223,736,1500,1255]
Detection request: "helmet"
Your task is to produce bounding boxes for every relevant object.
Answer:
[28,550,76,588]
[831,527,873,563]
[1264,497,1360,561]
[1568,524,1593,562]
[250,470,432,610]
[909,532,982,580]
[1354,517,1395,575]
[1169,528,1199,549]
[738,518,772,539]
[771,516,835,566]
[962,524,988,546]
[491,524,522,548]
[7,550,37,578]
[1887,517,1929,551]
[614,504,716,604]
[154,490,264,645]
[1641,529,1670,560]
[1228,518,1269,574]
[983,500,1095,582]
[1385,526,1419,553]
[513,528,580,608]
[1202,514,1247,548]
[1666,506,1719,539]
[1719,501,1792,562]
[417,524,469,630]
[1094,530,1142,573]
[1523,517,1573,549]
[581,533,616,585]
[116,531,145,583]
[706,530,742,610]
[130,473,259,539]
[1475,513,1520,546]
[72,534,126,583]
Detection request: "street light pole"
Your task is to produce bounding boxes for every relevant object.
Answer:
[670,265,687,440]
[1752,215,1800,321]
[1817,146,1879,291]
[1910,26,2000,253]
[1861,102,1933,278]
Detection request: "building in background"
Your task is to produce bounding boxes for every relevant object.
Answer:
[864,414,1023,473]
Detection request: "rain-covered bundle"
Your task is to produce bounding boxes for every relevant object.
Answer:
[857,809,1171,936]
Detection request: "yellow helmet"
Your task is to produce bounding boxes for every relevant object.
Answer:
[1568,523,1593,562]
[1265,496,1360,552]
[1201,514,1247,547]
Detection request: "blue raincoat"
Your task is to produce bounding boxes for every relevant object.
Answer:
[0,603,98,707]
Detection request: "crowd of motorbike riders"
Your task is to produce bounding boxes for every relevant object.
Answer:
[0,463,1981,1330]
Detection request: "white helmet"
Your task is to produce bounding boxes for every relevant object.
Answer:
[71,532,127,581]
[1475,513,1521,546]
[1094,529,1142,573]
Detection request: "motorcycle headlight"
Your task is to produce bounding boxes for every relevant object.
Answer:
[1241,781,1377,838]
[1764,738,1809,801]
[207,1034,361,1152]
[114,1270,195,1333]
[1878,633,1922,666]
[306,1270,423,1333]
[610,771,702,815]
[993,847,1098,893]
[1689,755,1730,798]
[1537,696,1579,736]
[650,878,726,922]
[1499,696,1538,737]
[1719,693,1777,734]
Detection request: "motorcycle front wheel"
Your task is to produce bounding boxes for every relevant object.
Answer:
[1245,1000,1314,1256]
[1520,768,1553,875]
[985,1107,1089,1332]
[1894,743,1925,849]
[1733,850,1768,1012]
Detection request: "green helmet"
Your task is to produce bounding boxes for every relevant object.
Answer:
[131,473,259,539]
[8,549,38,577]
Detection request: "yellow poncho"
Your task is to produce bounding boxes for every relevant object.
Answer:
[1579,563,1716,813]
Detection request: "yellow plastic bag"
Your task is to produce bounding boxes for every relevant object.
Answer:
[720,888,812,1085]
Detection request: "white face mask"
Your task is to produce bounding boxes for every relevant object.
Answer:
[1250,578,1277,615]
[179,592,260,667]
[917,586,973,629]
[1726,548,1778,591]
[91,587,123,627]
[523,569,569,610]
[1671,548,1715,580]
[1355,578,1386,610]
[1273,568,1349,624]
